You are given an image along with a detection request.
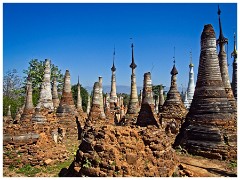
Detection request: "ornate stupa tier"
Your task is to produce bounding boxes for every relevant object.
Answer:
[174,24,236,160]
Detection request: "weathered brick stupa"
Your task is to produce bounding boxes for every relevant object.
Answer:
[32,59,54,123]
[158,85,165,112]
[57,70,76,116]
[52,77,60,109]
[160,61,187,129]
[20,75,34,123]
[127,43,139,115]
[88,82,102,122]
[174,24,237,160]
[216,6,236,110]
[110,48,118,110]
[137,72,158,127]
[98,76,106,119]
[231,33,237,100]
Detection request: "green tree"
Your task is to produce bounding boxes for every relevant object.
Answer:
[23,59,64,106]
[3,69,25,118]
[118,93,130,106]
[71,84,89,112]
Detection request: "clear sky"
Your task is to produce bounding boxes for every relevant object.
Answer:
[3,3,237,90]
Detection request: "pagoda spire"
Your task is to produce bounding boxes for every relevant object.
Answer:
[127,42,139,115]
[110,46,118,109]
[111,46,116,72]
[231,32,237,59]
[216,5,228,50]
[216,5,236,110]
[130,43,137,71]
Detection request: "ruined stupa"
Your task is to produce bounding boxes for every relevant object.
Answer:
[77,76,83,112]
[56,70,76,116]
[136,72,158,127]
[4,105,13,123]
[231,33,237,100]
[52,77,60,109]
[127,43,139,115]
[36,59,54,110]
[98,76,106,119]
[88,82,102,121]
[174,24,237,160]
[158,85,165,111]
[32,59,53,123]
[160,59,187,121]
[216,6,236,110]
[20,75,34,123]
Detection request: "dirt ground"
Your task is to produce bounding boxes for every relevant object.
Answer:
[176,152,237,177]
[3,151,237,177]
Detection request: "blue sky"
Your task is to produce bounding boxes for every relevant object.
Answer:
[3,3,237,90]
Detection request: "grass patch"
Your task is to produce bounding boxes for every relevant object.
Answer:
[16,164,41,177]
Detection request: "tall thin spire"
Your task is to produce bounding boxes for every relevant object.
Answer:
[216,5,236,110]
[78,75,80,85]
[110,46,118,109]
[217,5,228,48]
[127,42,139,115]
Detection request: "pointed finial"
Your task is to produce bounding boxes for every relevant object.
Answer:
[217,5,221,15]
[78,76,80,85]
[130,42,137,69]
[189,50,194,67]
[173,46,176,65]
[217,5,228,46]
[111,45,116,71]
[231,32,237,59]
